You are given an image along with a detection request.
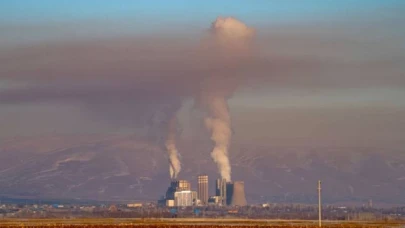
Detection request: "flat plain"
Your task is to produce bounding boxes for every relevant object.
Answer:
[0,218,404,227]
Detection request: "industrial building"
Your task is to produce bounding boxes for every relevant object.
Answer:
[159,176,247,207]
[174,190,197,207]
[216,178,247,207]
[227,181,247,206]
[165,180,191,200]
[160,180,197,207]
[208,196,221,204]
[197,175,209,205]
[215,178,228,206]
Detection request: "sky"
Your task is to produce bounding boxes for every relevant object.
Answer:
[2,0,404,45]
[0,0,405,150]
[2,0,401,23]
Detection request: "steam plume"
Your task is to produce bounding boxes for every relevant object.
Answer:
[202,17,254,181]
[203,94,232,181]
[166,115,181,179]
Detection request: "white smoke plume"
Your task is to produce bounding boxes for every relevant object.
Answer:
[166,115,181,179]
[203,94,232,181]
[201,17,255,181]
[209,17,255,56]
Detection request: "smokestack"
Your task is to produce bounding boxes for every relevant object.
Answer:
[229,181,247,206]
[201,17,254,182]
[215,178,221,196]
[165,115,181,179]
[215,178,228,206]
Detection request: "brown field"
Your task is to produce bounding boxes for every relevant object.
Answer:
[0,218,404,228]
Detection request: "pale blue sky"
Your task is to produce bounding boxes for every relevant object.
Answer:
[1,0,403,25]
[1,0,404,47]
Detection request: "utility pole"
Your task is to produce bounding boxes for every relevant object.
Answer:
[318,180,322,227]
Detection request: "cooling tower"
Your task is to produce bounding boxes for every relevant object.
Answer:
[229,181,247,206]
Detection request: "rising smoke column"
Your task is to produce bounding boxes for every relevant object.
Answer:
[148,102,182,179]
[166,115,181,179]
[202,92,232,181]
[201,17,254,181]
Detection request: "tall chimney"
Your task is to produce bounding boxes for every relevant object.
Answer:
[230,181,247,206]
[215,178,227,206]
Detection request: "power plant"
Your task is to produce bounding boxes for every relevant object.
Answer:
[197,175,209,205]
[159,176,247,207]
[215,178,228,206]
[227,181,247,206]
[160,180,197,207]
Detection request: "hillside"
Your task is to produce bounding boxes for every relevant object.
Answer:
[0,135,404,205]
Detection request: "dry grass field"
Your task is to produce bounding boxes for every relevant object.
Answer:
[0,218,404,228]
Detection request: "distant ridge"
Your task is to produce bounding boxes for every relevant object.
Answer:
[0,135,404,205]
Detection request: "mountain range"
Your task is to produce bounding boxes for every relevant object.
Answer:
[0,134,404,206]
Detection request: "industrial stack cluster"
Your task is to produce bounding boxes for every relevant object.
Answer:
[159,175,247,207]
